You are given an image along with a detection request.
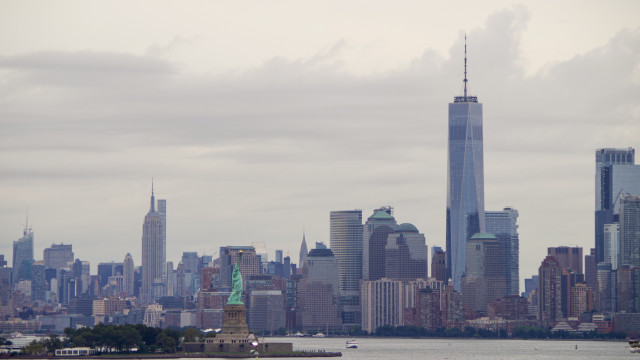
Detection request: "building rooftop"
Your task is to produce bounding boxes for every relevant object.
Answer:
[470,233,497,240]
[307,248,335,257]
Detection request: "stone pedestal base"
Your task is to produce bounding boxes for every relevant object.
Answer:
[222,304,249,335]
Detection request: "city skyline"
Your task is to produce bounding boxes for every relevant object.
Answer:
[1,1,639,287]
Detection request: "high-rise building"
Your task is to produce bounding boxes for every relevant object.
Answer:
[595,148,640,263]
[547,247,583,274]
[297,248,341,331]
[461,233,506,315]
[485,207,519,295]
[538,256,563,326]
[141,184,166,303]
[123,253,134,297]
[584,248,597,292]
[330,209,363,326]
[446,40,485,291]
[619,194,640,268]
[43,244,74,271]
[219,246,261,290]
[363,207,396,281]
[13,220,34,285]
[384,223,428,281]
[603,223,620,270]
[430,247,446,282]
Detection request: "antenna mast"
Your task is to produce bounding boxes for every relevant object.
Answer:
[464,34,468,99]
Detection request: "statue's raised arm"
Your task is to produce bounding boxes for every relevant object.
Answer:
[227,251,244,305]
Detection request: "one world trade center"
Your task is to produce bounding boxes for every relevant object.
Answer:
[446,38,485,291]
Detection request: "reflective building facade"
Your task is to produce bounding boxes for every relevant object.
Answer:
[330,210,363,326]
[446,49,485,291]
[485,207,519,295]
[595,148,639,262]
[13,223,34,285]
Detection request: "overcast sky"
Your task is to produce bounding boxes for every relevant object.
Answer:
[1,1,639,290]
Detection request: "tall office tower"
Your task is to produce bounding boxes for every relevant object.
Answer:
[363,206,396,281]
[330,209,363,326]
[165,261,175,296]
[384,223,428,281]
[275,250,283,264]
[299,234,308,266]
[141,184,166,303]
[616,265,638,313]
[297,248,341,331]
[30,261,46,301]
[603,223,620,270]
[446,39,485,291]
[461,233,506,315]
[619,194,640,268]
[485,207,519,295]
[182,252,199,275]
[595,148,640,263]
[43,244,74,270]
[13,219,34,285]
[123,253,134,297]
[219,246,261,289]
[538,256,563,326]
[547,246,583,274]
[584,248,597,291]
[361,278,417,333]
[431,247,446,282]
[595,262,614,312]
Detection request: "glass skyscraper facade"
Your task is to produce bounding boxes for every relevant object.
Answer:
[485,207,519,296]
[595,148,639,262]
[329,209,363,326]
[446,89,485,291]
[12,224,34,285]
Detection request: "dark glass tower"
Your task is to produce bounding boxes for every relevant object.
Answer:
[594,148,638,263]
[446,38,485,291]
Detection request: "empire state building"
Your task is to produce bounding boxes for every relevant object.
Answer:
[446,38,485,291]
[141,183,166,303]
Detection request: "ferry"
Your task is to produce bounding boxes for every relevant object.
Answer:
[346,339,358,349]
[629,339,640,353]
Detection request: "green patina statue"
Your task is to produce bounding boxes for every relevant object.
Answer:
[227,251,244,305]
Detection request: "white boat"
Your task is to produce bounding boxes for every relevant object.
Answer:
[312,332,325,338]
[346,339,358,349]
[630,339,640,353]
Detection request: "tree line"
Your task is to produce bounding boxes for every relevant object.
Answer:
[21,324,215,355]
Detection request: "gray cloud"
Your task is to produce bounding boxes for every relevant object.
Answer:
[0,6,639,284]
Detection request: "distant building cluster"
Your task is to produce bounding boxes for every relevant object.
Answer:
[1,51,639,338]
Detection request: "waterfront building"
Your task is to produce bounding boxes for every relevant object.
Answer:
[547,246,583,274]
[363,207,396,281]
[538,256,563,326]
[248,290,285,332]
[461,233,506,316]
[123,253,134,297]
[485,207,519,295]
[329,209,363,326]
[141,184,166,303]
[595,262,614,313]
[361,278,406,333]
[43,244,74,271]
[595,148,640,263]
[13,220,34,285]
[384,223,428,281]
[446,40,485,291]
[616,265,639,312]
[296,248,341,332]
[619,194,640,268]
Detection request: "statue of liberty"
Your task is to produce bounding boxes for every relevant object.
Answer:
[227,251,244,305]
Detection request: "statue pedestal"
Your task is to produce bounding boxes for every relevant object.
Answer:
[221,304,249,335]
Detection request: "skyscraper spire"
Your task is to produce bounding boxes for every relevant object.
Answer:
[299,230,308,266]
[464,33,468,99]
[150,178,156,212]
[24,208,29,236]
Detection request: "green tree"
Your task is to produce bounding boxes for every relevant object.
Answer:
[182,327,202,343]
[21,340,45,355]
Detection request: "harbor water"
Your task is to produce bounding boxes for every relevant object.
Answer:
[254,337,637,360]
